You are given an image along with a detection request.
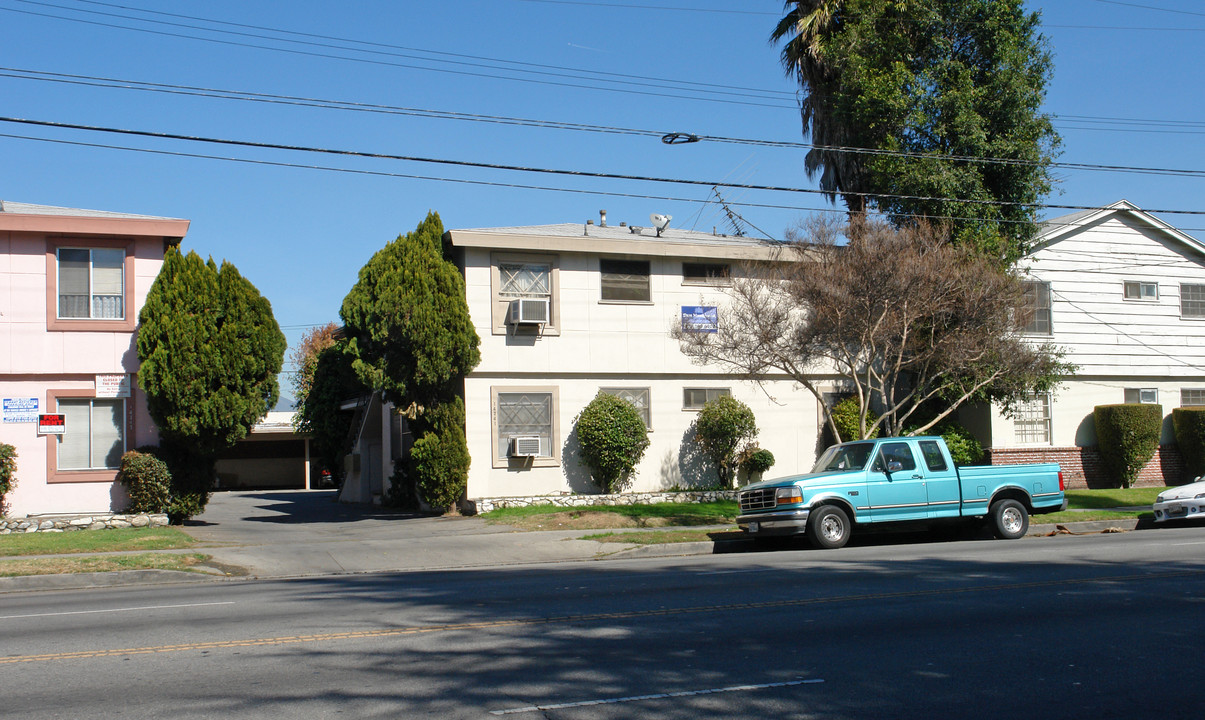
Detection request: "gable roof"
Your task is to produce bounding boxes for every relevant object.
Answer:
[1036,199,1205,257]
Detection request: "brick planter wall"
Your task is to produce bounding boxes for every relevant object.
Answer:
[986,445,1186,489]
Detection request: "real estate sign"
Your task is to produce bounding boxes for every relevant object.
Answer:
[38,413,65,435]
[2,397,39,423]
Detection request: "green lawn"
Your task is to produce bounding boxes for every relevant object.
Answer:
[0,552,212,577]
[0,527,198,557]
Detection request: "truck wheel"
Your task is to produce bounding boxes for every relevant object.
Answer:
[989,499,1029,540]
[807,505,850,549]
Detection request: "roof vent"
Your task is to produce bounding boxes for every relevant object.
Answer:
[600,209,607,227]
[630,226,643,234]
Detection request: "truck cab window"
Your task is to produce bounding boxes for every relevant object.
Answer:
[918,440,949,471]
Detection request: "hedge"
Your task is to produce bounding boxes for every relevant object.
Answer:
[1094,403,1163,488]
[1173,406,1205,481]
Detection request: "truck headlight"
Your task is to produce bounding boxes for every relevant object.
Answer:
[776,487,803,505]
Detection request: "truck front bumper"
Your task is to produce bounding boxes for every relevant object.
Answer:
[737,509,811,536]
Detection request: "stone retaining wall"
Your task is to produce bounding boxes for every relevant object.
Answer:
[467,490,737,515]
[0,513,170,534]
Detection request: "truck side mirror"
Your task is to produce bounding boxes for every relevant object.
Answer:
[886,461,903,473]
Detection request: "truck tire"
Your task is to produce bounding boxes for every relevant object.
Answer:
[807,505,851,549]
[989,499,1029,540]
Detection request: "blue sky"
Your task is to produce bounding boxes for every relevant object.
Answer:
[4,0,1204,391]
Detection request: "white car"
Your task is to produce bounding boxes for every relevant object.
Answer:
[1153,478,1205,523]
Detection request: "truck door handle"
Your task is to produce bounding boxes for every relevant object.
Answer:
[912,474,924,479]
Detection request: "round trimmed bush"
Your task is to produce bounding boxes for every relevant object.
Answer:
[1094,403,1163,488]
[575,392,650,493]
[695,395,758,489]
[739,446,776,477]
[118,450,173,514]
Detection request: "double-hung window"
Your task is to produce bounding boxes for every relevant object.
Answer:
[1014,393,1052,445]
[1020,281,1052,335]
[58,248,125,320]
[57,398,125,470]
[1181,284,1205,319]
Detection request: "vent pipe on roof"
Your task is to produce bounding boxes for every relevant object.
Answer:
[599,209,607,227]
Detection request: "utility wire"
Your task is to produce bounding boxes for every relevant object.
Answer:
[9,116,1205,222]
[6,67,1205,180]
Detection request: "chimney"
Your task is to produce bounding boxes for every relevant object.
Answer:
[599,209,607,227]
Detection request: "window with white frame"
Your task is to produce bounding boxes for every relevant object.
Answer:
[683,387,730,411]
[1124,388,1158,404]
[57,248,125,319]
[600,387,651,429]
[496,391,554,460]
[1182,284,1205,319]
[57,398,125,470]
[600,259,651,302]
[1013,393,1052,445]
[1020,281,1052,335]
[1123,281,1158,301]
[1181,388,1205,406]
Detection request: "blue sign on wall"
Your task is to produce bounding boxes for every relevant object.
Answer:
[681,305,718,333]
[3,397,39,423]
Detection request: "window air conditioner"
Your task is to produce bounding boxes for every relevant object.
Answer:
[508,436,542,458]
[508,298,550,325]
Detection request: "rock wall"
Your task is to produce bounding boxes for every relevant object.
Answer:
[0,513,170,534]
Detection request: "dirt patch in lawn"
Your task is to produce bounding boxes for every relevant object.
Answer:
[500,511,687,531]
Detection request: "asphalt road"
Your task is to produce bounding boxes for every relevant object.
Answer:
[2,525,1203,719]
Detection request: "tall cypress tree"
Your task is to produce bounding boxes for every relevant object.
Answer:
[340,212,480,510]
[138,248,286,520]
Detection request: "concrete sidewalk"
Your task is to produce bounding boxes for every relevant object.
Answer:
[0,490,1161,593]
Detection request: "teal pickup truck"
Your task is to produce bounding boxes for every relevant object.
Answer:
[737,436,1066,549]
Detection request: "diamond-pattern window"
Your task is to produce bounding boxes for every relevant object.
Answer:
[497,392,552,458]
[499,263,551,298]
[600,387,651,429]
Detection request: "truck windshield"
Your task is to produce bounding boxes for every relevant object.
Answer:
[812,443,875,473]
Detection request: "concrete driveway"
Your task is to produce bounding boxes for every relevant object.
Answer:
[181,490,614,578]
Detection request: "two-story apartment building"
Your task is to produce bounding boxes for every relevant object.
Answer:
[0,200,190,516]
[968,200,1205,486]
[440,215,829,504]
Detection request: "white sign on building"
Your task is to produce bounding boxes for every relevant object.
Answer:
[96,374,131,398]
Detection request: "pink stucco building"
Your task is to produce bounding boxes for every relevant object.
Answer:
[0,200,190,517]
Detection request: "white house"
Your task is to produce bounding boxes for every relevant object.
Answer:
[967,200,1205,486]
[440,214,834,506]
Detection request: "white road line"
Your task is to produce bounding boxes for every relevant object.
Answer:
[0,601,235,620]
[491,678,824,715]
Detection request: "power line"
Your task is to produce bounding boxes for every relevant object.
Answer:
[1,0,797,108]
[8,116,1205,222]
[6,67,1205,180]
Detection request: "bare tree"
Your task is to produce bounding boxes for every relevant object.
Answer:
[672,218,1070,442]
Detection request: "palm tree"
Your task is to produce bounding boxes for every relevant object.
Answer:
[771,1,867,219]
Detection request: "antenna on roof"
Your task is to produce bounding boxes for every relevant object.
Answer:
[650,213,671,237]
[711,187,748,237]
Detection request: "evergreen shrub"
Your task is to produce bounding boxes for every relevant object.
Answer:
[409,399,472,511]
[739,446,776,477]
[1172,406,1205,480]
[118,450,173,514]
[574,392,651,493]
[831,396,878,442]
[0,442,16,515]
[1094,403,1163,488]
[695,396,759,489]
